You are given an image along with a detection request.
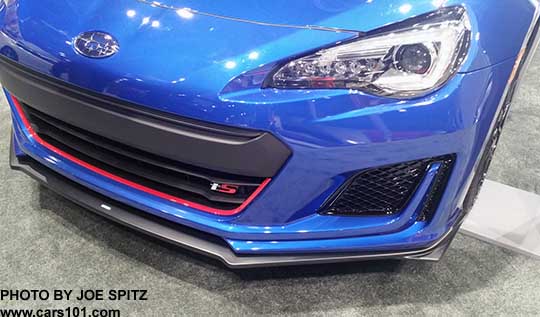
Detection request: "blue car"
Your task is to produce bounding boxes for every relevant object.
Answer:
[1,0,538,267]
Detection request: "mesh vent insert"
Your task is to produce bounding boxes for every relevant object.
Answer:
[321,155,455,216]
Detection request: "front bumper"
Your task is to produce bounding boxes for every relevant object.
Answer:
[10,139,463,268]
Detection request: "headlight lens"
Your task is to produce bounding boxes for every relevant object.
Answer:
[267,6,471,98]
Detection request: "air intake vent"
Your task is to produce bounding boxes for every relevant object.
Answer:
[321,155,455,217]
[20,103,268,212]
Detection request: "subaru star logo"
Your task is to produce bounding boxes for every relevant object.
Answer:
[73,31,119,59]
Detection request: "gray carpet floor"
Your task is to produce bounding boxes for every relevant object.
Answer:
[488,50,540,194]
[1,52,540,315]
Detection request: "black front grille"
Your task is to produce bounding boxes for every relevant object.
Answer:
[22,103,266,211]
[321,155,455,217]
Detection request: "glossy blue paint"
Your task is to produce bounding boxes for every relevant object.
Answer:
[1,0,536,254]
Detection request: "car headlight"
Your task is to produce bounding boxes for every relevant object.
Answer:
[266,6,471,98]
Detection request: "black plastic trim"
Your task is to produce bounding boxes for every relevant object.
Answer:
[0,55,291,178]
[417,155,456,221]
[320,155,455,217]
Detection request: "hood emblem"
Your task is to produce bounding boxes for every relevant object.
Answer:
[73,31,119,58]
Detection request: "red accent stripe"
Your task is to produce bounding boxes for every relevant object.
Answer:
[10,95,271,216]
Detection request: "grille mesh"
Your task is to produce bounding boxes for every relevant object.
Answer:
[21,103,265,211]
[322,156,454,216]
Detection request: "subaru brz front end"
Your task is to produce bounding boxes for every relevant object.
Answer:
[0,0,538,267]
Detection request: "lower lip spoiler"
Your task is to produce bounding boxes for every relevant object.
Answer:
[10,136,462,268]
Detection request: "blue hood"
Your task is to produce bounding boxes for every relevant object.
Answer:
[0,0,534,126]
[145,0,454,31]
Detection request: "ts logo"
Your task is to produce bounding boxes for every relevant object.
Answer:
[210,183,239,195]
